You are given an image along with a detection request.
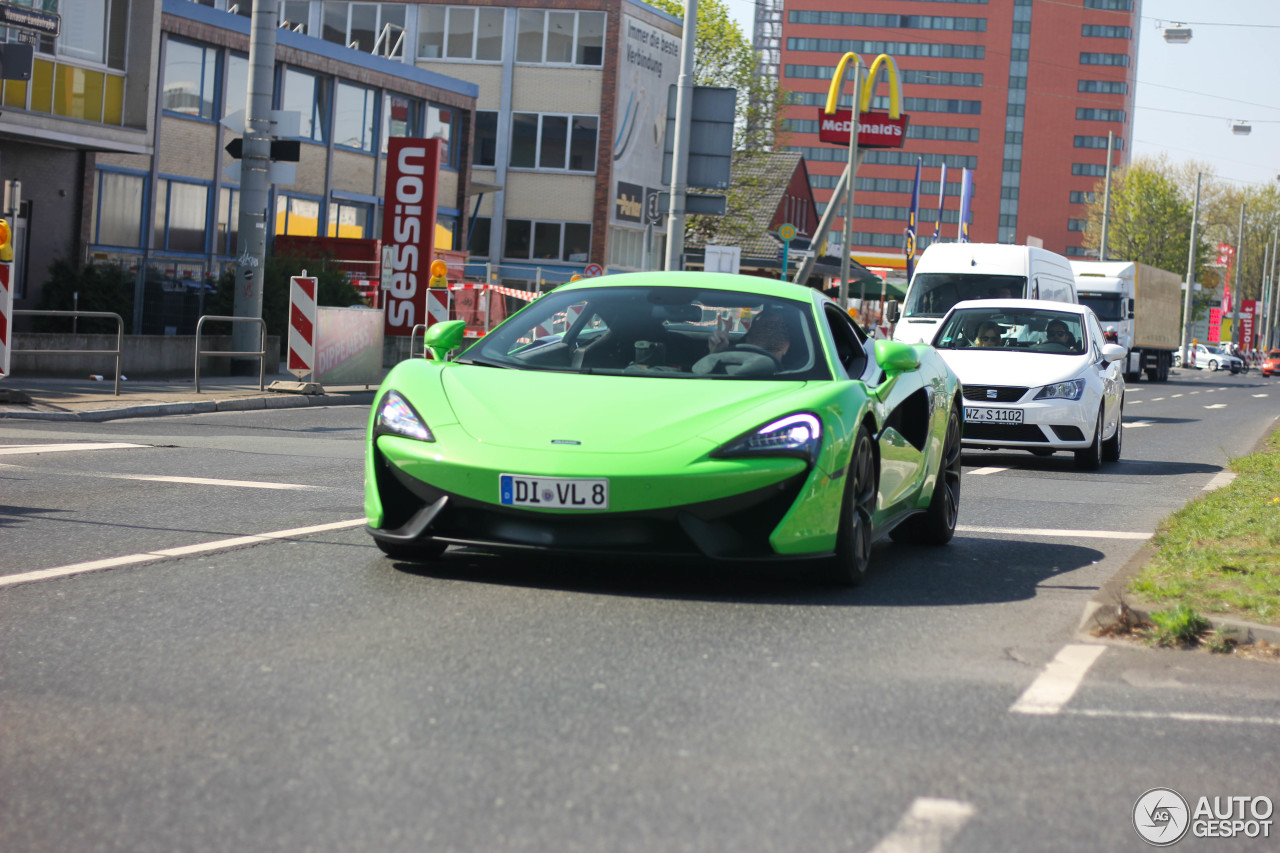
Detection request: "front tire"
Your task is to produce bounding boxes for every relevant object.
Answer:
[1074,408,1104,471]
[891,405,961,545]
[1102,399,1123,462]
[825,426,876,586]
[1208,359,1219,371]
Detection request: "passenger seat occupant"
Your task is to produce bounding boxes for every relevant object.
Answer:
[1045,319,1078,351]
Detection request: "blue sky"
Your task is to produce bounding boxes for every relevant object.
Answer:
[722,0,1280,188]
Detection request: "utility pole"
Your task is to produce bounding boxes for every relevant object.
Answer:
[231,0,278,374]
[663,0,697,271]
[1099,131,1113,261]
[1232,202,1244,349]
[1179,171,1200,367]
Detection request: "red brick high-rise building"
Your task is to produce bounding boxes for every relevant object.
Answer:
[771,0,1139,272]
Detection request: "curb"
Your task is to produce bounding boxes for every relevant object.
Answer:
[0,391,376,423]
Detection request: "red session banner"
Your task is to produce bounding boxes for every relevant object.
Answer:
[817,109,910,149]
[383,137,442,337]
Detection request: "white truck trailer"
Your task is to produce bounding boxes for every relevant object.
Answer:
[1069,260,1183,382]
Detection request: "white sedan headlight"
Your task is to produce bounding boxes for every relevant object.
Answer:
[1034,379,1084,401]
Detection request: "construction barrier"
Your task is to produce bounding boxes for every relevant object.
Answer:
[287,273,318,380]
[0,262,10,379]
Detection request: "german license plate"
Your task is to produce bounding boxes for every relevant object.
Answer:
[499,474,609,509]
[964,406,1024,425]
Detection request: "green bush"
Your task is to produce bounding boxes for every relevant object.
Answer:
[36,258,136,334]
[204,252,365,341]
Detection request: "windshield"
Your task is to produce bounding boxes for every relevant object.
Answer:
[902,273,1027,319]
[933,307,1088,355]
[458,285,832,380]
[1077,292,1124,321]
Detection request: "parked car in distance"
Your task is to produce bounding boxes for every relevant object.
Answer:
[1189,344,1244,373]
[1262,349,1280,377]
[929,299,1126,470]
[365,271,966,586]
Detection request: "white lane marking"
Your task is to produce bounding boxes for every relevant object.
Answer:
[1204,403,1228,409]
[1255,394,1270,398]
[0,442,147,456]
[866,798,976,853]
[1151,397,1165,402]
[958,525,1149,540]
[1202,471,1237,491]
[1189,390,1200,394]
[0,518,367,588]
[1010,644,1106,716]
[1064,708,1280,727]
[1128,400,1142,405]
[1126,421,1155,429]
[0,463,317,490]
[966,466,1006,476]
[1171,394,1184,398]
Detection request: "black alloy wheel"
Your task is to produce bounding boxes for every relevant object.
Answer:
[827,426,877,586]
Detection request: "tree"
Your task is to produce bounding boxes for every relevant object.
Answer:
[646,0,790,249]
[1084,155,1199,276]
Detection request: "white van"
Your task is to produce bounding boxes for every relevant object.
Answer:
[890,243,1078,344]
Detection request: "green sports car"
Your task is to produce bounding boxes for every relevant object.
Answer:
[365,271,963,584]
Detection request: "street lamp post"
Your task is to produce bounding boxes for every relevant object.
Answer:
[835,58,862,311]
[1180,172,1201,367]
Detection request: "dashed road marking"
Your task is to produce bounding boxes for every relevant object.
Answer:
[1171,394,1184,398]
[958,526,1148,540]
[1253,394,1269,398]
[1204,404,1228,409]
[1126,421,1155,429]
[0,518,367,588]
[1064,708,1280,727]
[0,464,317,490]
[866,798,976,853]
[1010,644,1106,716]
[0,442,147,456]
[966,467,1006,476]
[1151,397,1165,402]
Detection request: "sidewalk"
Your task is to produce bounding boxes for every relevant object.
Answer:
[0,372,381,422]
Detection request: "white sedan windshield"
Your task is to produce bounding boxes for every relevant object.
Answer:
[934,308,1087,354]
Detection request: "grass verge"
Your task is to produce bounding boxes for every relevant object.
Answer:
[1120,426,1280,653]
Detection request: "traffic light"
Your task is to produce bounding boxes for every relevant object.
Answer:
[0,218,12,262]
[428,258,449,288]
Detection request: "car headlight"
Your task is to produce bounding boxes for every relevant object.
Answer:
[375,391,435,441]
[713,413,822,462]
[1034,379,1085,401]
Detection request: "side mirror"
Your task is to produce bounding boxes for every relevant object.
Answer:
[1101,343,1127,363]
[424,320,467,361]
[874,339,921,374]
[884,299,900,323]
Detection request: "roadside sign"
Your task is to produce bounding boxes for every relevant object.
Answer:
[583,263,604,278]
[779,223,797,242]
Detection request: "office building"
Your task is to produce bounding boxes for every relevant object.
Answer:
[773,0,1138,271]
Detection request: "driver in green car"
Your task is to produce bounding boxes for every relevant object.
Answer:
[706,310,792,360]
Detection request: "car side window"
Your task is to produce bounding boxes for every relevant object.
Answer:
[1086,314,1105,358]
[823,304,869,378]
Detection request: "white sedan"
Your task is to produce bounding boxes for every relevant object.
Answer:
[929,299,1126,470]
[1187,344,1243,373]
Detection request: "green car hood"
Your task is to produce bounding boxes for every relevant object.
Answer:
[438,366,806,453]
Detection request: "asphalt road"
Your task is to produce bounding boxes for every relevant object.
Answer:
[1,369,1278,852]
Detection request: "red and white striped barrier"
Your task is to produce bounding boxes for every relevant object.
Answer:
[0,263,12,379]
[449,282,540,302]
[427,288,450,327]
[287,274,317,380]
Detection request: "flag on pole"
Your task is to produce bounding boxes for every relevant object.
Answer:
[933,163,947,241]
[957,168,974,243]
[905,158,921,279]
